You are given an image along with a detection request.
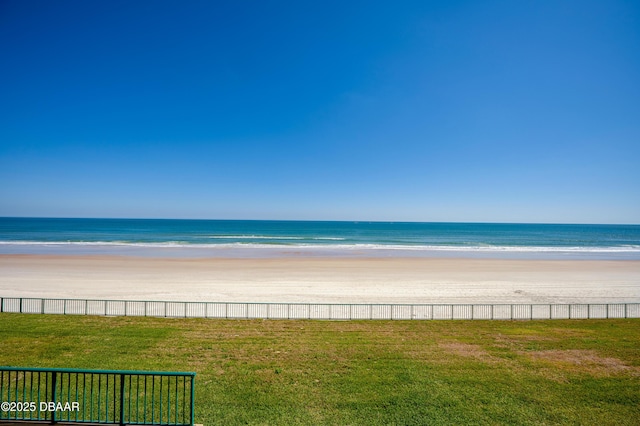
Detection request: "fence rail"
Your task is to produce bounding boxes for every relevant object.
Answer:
[1,297,638,320]
[0,366,195,425]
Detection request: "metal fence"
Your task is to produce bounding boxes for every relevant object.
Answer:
[0,366,195,425]
[1,297,638,320]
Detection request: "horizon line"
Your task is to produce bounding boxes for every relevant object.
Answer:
[1,216,638,227]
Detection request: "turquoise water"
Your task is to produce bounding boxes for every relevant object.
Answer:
[1,217,639,259]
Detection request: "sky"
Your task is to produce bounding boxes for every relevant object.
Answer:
[1,0,639,223]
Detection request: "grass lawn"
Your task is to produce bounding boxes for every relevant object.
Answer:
[1,313,639,425]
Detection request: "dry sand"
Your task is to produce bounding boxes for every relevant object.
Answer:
[1,255,639,304]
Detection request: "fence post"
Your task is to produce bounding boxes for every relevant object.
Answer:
[20,298,23,313]
[624,303,627,318]
[42,299,45,315]
[569,304,572,319]
[588,304,591,319]
[190,375,195,426]
[164,302,167,318]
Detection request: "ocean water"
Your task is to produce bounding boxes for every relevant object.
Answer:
[1,217,639,259]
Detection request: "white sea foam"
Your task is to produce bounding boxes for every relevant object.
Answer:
[204,235,306,240]
[203,235,345,240]
[1,240,639,252]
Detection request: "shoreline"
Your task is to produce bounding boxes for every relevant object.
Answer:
[1,254,639,304]
[2,243,640,260]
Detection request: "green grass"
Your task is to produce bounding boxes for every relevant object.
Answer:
[1,313,639,425]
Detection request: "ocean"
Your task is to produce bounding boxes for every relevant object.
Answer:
[1,217,639,260]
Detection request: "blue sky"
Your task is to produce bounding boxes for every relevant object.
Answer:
[1,0,639,223]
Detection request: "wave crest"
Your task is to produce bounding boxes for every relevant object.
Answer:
[1,240,639,253]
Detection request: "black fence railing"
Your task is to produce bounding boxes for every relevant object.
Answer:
[1,297,638,320]
[0,367,195,425]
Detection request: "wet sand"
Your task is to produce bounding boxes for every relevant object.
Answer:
[1,255,639,304]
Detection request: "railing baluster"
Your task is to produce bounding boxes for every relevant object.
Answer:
[82,373,86,422]
[119,374,125,425]
[106,374,109,423]
[51,371,57,424]
[90,374,94,422]
[67,373,72,421]
[151,374,155,425]
[160,375,163,424]
[144,375,147,424]
[176,376,179,424]
[183,376,187,425]
[98,374,102,422]
[136,375,140,424]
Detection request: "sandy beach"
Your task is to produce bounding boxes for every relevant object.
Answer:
[1,255,638,304]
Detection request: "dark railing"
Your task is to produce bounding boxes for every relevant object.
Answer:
[1,296,639,320]
[0,367,195,425]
